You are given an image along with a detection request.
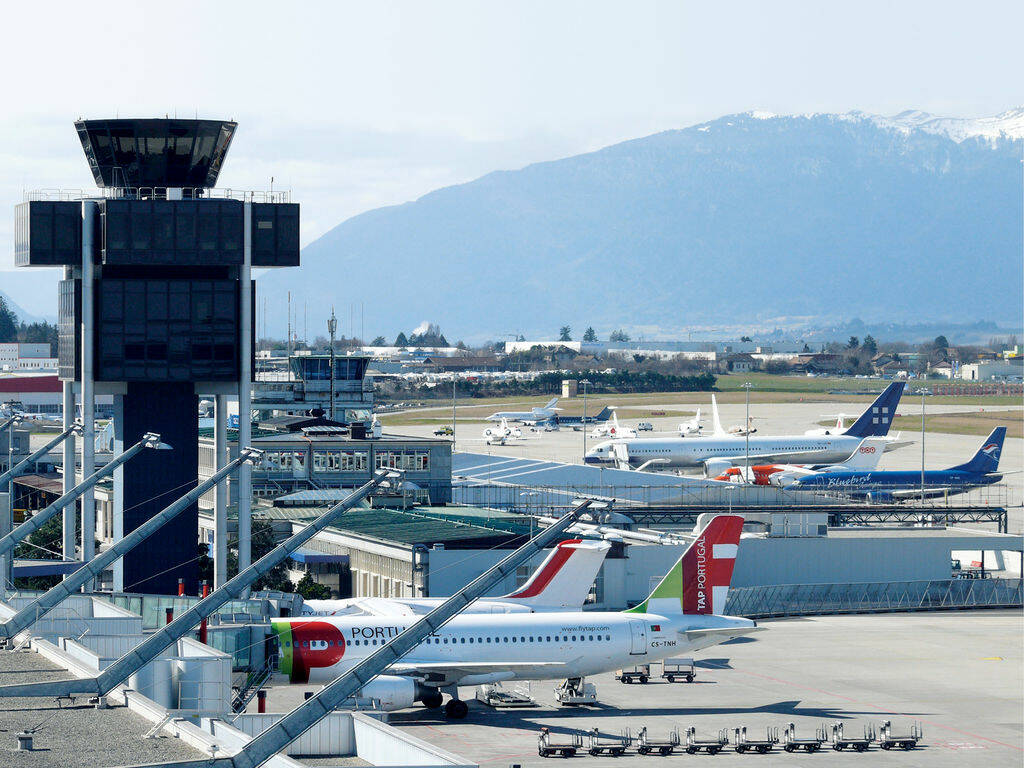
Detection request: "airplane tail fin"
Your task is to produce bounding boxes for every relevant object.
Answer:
[841,438,888,470]
[626,515,744,616]
[949,427,1006,474]
[502,539,611,609]
[592,406,613,421]
[844,382,905,438]
[711,395,726,436]
[544,397,559,410]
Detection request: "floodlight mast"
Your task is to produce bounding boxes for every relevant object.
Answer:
[0,432,167,563]
[0,467,393,699]
[0,448,261,641]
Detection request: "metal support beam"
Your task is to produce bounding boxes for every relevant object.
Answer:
[213,394,229,589]
[0,417,19,435]
[0,449,259,640]
[0,433,166,563]
[80,200,97,589]
[62,378,75,579]
[238,202,253,577]
[0,470,392,698]
[230,499,592,768]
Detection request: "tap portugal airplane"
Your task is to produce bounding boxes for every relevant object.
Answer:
[272,515,754,719]
[300,538,611,617]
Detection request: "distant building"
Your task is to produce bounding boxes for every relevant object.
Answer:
[198,416,453,510]
[718,352,757,373]
[0,342,57,372]
[792,353,843,373]
[958,359,1024,381]
[421,355,502,373]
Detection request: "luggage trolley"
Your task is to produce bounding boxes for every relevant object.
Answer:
[732,726,779,754]
[635,726,680,755]
[878,720,923,750]
[662,658,696,683]
[684,726,728,755]
[828,722,875,752]
[538,728,583,758]
[782,722,825,753]
[588,727,631,757]
[615,665,652,684]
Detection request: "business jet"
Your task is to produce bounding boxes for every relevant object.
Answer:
[486,398,560,423]
[591,408,636,439]
[786,426,1008,500]
[710,394,754,436]
[482,418,523,445]
[585,382,907,475]
[679,408,702,436]
[272,514,753,719]
[300,539,610,617]
[711,436,890,485]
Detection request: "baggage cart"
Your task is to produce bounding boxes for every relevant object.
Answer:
[587,728,630,756]
[538,728,583,758]
[615,665,651,684]
[782,722,825,753]
[684,726,728,755]
[827,722,875,752]
[661,658,696,683]
[635,726,680,755]
[732,726,779,754]
[878,720,922,750]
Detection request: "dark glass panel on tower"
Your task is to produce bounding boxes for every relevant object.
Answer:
[75,119,237,188]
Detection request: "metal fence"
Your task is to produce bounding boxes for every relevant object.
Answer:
[725,578,1023,619]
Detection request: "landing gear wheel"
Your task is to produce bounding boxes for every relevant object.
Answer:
[444,698,469,719]
[421,689,443,709]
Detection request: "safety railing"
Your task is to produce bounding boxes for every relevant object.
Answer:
[724,578,1023,619]
[24,187,290,203]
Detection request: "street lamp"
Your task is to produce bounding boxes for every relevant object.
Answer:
[327,308,337,421]
[580,379,592,462]
[917,387,929,503]
[742,382,754,470]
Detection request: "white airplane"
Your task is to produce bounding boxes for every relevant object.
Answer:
[486,397,561,424]
[591,408,636,439]
[482,417,523,445]
[679,408,703,436]
[585,382,907,475]
[710,436,890,485]
[300,539,610,617]
[710,394,755,436]
[804,412,856,437]
[272,514,754,718]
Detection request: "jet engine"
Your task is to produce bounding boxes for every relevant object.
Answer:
[356,675,439,711]
[704,458,735,477]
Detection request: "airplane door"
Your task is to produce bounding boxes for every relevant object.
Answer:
[628,620,647,655]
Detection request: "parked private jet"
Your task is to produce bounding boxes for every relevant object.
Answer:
[486,398,560,423]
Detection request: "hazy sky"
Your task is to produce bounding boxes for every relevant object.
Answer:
[1,0,1020,287]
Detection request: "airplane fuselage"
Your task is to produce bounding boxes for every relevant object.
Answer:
[789,469,1002,493]
[586,435,865,469]
[273,610,751,685]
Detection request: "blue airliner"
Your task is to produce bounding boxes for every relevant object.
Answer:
[785,426,1007,500]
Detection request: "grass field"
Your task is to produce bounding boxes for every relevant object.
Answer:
[889,410,1024,439]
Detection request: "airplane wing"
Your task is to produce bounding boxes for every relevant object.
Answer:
[389,660,567,685]
[682,627,761,641]
[712,448,830,466]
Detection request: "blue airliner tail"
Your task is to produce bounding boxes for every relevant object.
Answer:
[949,427,1006,474]
[590,406,613,422]
[844,382,905,438]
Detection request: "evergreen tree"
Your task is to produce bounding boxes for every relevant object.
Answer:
[862,335,878,356]
[559,326,572,342]
[371,336,387,346]
[0,297,18,343]
[394,332,409,347]
[295,571,331,600]
[582,327,597,342]
[847,336,860,349]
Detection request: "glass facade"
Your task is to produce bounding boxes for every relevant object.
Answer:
[14,201,84,266]
[75,119,237,189]
[312,449,369,473]
[374,450,430,472]
[101,199,243,265]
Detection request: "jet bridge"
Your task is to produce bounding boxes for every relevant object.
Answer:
[0,432,167,565]
[0,469,397,699]
[146,499,594,768]
[0,448,262,641]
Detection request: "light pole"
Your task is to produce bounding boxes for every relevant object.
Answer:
[742,382,754,470]
[580,379,592,462]
[918,387,929,503]
[327,308,337,421]
[451,377,457,442]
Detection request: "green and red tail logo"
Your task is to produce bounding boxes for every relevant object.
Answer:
[626,515,743,615]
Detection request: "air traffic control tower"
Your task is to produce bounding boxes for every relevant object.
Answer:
[15,119,299,593]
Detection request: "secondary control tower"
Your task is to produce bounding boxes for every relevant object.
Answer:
[15,119,299,593]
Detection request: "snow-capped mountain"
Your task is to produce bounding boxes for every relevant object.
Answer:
[259,108,1023,339]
